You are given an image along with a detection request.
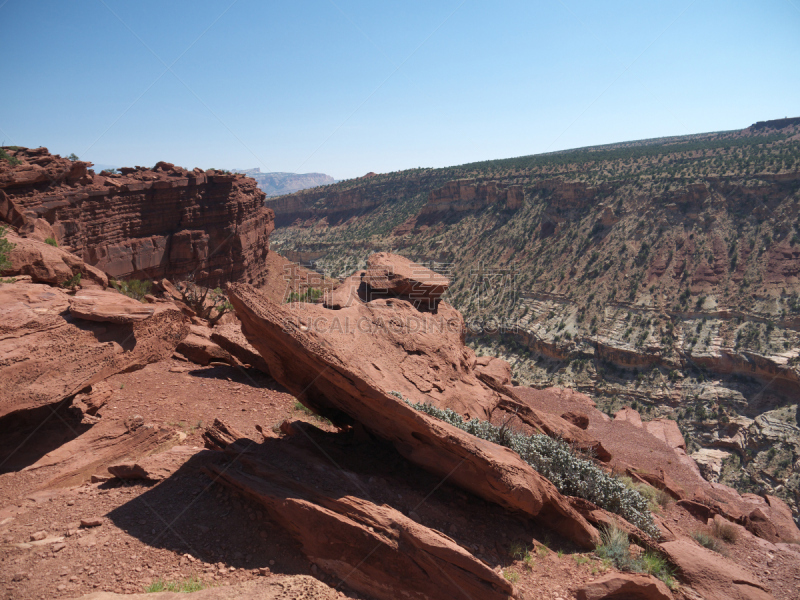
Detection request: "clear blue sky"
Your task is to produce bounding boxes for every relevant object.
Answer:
[2,0,799,179]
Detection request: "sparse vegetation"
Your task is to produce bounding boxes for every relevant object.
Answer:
[113,278,152,301]
[144,576,205,593]
[0,225,14,271]
[44,237,58,247]
[595,524,675,588]
[175,279,233,325]
[407,401,659,537]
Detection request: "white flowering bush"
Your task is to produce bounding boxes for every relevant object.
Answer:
[406,400,659,538]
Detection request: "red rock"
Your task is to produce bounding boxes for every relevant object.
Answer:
[210,321,271,374]
[0,282,188,420]
[365,252,449,302]
[474,356,513,388]
[659,538,773,600]
[71,382,114,417]
[80,518,103,528]
[227,278,600,549]
[0,147,274,288]
[2,230,108,287]
[69,289,155,323]
[643,419,686,451]
[206,443,516,600]
[176,325,236,367]
[614,407,643,427]
[576,572,673,600]
[561,411,590,430]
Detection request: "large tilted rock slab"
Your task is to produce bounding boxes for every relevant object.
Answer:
[69,289,155,323]
[206,444,515,600]
[227,282,599,548]
[0,283,188,418]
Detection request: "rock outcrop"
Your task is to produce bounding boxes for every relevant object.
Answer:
[226,256,600,549]
[660,538,774,600]
[422,179,523,214]
[576,573,673,600]
[0,148,274,288]
[0,282,188,419]
[206,436,516,600]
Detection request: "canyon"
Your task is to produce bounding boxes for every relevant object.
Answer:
[267,118,800,522]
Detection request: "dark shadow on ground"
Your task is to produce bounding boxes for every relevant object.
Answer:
[107,423,579,580]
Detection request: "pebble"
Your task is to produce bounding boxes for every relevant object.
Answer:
[30,531,47,541]
[81,517,103,528]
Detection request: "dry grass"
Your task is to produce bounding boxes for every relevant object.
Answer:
[711,519,739,544]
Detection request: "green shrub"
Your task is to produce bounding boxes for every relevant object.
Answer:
[691,530,722,553]
[0,225,14,271]
[62,272,81,290]
[596,524,674,588]
[0,148,21,166]
[44,237,58,247]
[113,279,152,301]
[407,401,660,538]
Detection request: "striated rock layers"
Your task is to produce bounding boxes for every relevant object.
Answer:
[0,282,188,419]
[422,179,523,214]
[0,147,274,288]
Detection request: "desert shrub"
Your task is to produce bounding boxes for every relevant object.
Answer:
[0,148,21,165]
[691,531,722,553]
[711,519,739,544]
[113,279,152,301]
[407,401,660,538]
[174,280,233,325]
[0,225,14,271]
[44,237,58,247]
[62,272,81,290]
[596,524,674,587]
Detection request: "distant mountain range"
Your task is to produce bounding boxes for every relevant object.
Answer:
[233,168,337,197]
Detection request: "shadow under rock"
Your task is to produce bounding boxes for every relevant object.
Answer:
[105,450,311,575]
[108,424,582,585]
[186,364,285,392]
[0,398,93,473]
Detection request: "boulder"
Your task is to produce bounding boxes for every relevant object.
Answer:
[109,446,209,481]
[576,572,673,600]
[210,321,271,373]
[0,283,188,419]
[614,407,643,428]
[227,281,599,549]
[561,411,590,430]
[70,382,113,417]
[365,252,449,303]
[2,231,108,287]
[474,356,513,388]
[659,538,773,600]
[69,289,155,323]
[176,325,235,366]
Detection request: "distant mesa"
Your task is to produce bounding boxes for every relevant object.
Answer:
[233,168,337,197]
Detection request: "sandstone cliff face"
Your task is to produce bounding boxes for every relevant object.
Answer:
[422,179,523,214]
[0,148,274,288]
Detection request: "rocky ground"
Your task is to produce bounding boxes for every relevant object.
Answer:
[0,359,644,600]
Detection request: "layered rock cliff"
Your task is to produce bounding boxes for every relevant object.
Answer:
[0,147,274,287]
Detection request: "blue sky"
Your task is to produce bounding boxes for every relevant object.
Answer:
[1,0,799,179]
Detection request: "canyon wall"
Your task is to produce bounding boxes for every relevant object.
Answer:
[0,148,274,287]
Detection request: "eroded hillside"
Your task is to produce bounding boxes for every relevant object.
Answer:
[267,118,800,519]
